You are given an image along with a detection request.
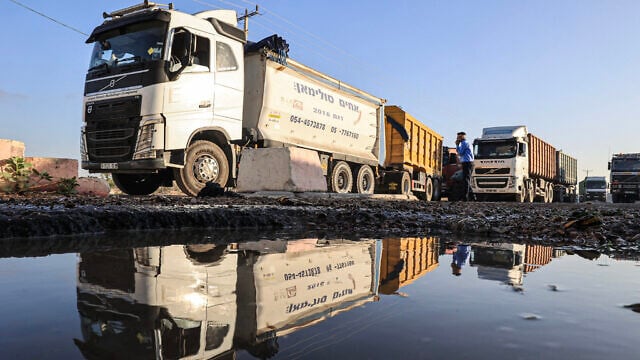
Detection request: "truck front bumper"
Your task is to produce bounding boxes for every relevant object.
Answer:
[471,176,518,194]
[82,158,166,173]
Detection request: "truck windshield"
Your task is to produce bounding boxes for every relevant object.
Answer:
[612,159,640,172]
[474,141,517,159]
[586,181,606,189]
[88,20,167,71]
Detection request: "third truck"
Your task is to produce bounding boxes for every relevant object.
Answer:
[471,126,577,202]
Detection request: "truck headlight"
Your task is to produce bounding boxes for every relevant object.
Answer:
[133,118,164,160]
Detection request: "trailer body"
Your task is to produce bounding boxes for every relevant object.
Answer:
[378,106,443,200]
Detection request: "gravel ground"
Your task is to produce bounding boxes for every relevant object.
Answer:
[1,193,639,257]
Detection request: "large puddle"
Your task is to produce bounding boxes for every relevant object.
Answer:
[0,234,639,359]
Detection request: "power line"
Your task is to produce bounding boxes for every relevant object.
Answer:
[7,0,88,36]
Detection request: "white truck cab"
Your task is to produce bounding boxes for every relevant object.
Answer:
[81,2,246,195]
[471,126,529,201]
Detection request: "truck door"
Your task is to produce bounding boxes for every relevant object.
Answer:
[164,28,215,150]
[212,38,243,132]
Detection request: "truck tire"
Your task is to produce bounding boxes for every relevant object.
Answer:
[400,171,411,195]
[174,140,229,197]
[432,178,442,201]
[546,184,554,203]
[515,184,526,202]
[329,161,353,193]
[112,173,162,195]
[526,183,535,202]
[424,177,433,201]
[354,165,375,194]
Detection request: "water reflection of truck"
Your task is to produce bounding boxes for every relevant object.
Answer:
[609,153,640,203]
[379,237,439,294]
[471,126,577,202]
[578,176,607,202]
[75,245,238,359]
[470,244,556,286]
[75,239,381,359]
[80,2,443,199]
[233,239,380,357]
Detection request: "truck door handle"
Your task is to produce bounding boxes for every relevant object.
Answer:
[199,101,211,108]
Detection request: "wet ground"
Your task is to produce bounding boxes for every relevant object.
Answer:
[0,233,638,359]
[1,194,639,257]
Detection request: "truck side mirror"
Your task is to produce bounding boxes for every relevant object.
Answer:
[608,162,611,170]
[518,143,526,156]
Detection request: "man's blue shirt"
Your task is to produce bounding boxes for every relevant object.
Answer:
[457,140,474,163]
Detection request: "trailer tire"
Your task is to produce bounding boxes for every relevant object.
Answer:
[354,165,375,194]
[424,177,433,201]
[112,173,162,195]
[174,140,229,197]
[547,184,554,203]
[400,171,411,195]
[329,161,353,193]
[432,178,442,201]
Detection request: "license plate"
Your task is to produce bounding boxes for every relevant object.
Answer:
[100,163,118,170]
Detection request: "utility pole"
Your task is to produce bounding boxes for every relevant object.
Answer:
[238,5,259,38]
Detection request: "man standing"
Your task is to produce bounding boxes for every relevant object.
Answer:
[455,131,474,201]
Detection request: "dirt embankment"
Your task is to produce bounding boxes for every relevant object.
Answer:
[1,194,639,255]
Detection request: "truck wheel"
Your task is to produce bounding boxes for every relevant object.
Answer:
[174,140,229,197]
[354,165,375,194]
[329,161,353,193]
[400,172,411,195]
[515,184,527,202]
[432,178,442,201]
[547,184,554,203]
[112,173,162,195]
[526,184,535,202]
[424,177,433,201]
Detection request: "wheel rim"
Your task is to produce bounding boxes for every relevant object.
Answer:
[337,169,349,191]
[194,154,219,183]
[361,173,371,192]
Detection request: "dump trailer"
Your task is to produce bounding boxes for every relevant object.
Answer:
[472,126,575,202]
[609,153,640,203]
[377,106,443,200]
[80,2,385,196]
[554,151,578,202]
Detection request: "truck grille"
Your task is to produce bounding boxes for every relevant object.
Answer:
[84,96,141,162]
[475,177,508,188]
[475,167,510,175]
[612,175,640,183]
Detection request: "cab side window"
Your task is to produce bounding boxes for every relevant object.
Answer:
[191,35,210,71]
[216,42,237,72]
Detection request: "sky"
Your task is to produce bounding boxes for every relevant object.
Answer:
[0,0,638,179]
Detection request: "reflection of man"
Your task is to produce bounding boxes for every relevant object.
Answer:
[451,244,471,276]
[455,131,474,201]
